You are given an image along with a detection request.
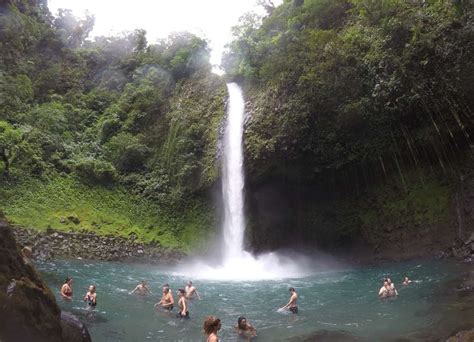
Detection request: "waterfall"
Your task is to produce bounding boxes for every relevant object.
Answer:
[176,83,311,280]
[222,83,246,260]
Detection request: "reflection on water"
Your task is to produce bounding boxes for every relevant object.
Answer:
[37,259,471,341]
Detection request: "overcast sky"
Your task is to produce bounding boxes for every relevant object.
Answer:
[48,0,281,71]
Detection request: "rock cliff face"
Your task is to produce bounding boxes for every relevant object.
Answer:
[244,159,474,263]
[0,213,90,342]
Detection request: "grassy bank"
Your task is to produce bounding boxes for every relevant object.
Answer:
[0,176,216,252]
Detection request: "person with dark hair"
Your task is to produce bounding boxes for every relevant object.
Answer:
[84,285,97,307]
[130,280,152,296]
[203,316,221,342]
[176,289,189,318]
[155,285,174,311]
[235,316,257,340]
[60,277,73,300]
[402,276,412,285]
[281,287,298,314]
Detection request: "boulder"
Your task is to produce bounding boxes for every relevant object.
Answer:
[0,213,90,342]
[447,329,474,342]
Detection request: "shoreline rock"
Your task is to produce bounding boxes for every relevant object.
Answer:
[0,214,90,342]
[11,226,185,264]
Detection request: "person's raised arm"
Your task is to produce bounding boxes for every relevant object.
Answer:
[130,285,139,295]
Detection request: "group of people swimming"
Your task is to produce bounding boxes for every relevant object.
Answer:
[378,276,412,298]
[60,277,97,306]
[59,275,413,340]
[59,277,299,341]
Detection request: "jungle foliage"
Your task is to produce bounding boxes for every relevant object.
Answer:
[223,0,474,187]
[0,0,226,204]
[0,0,226,247]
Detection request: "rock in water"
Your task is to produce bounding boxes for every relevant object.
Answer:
[0,213,90,342]
[60,312,92,342]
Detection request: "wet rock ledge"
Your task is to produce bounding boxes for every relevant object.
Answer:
[11,225,185,264]
[0,214,90,342]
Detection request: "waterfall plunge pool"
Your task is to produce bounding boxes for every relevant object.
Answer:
[37,258,472,341]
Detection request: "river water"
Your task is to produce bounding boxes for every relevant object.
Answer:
[37,258,470,341]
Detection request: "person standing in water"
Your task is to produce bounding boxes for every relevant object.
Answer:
[281,287,298,313]
[60,277,73,300]
[84,285,97,307]
[130,280,152,296]
[386,278,398,296]
[155,285,174,310]
[203,316,221,342]
[403,276,412,285]
[185,280,201,299]
[235,316,257,340]
[176,289,189,318]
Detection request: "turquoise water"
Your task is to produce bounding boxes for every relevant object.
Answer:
[37,259,469,341]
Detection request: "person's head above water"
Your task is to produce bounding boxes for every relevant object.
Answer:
[163,286,169,294]
[65,277,73,284]
[238,316,247,328]
[178,288,185,296]
[187,280,193,286]
[289,287,296,293]
[88,285,96,293]
[141,280,146,285]
[204,316,221,335]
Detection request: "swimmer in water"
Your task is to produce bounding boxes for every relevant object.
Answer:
[84,285,97,307]
[184,280,201,299]
[402,276,412,285]
[60,277,73,300]
[235,316,257,341]
[176,289,189,318]
[130,280,152,295]
[203,316,221,342]
[280,287,298,314]
[154,285,174,311]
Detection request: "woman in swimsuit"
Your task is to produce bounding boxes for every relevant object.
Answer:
[60,277,73,300]
[203,316,221,342]
[84,285,97,307]
[176,289,189,318]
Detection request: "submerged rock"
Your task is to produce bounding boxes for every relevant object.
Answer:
[60,311,92,342]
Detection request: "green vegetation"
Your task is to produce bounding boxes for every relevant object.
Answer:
[224,0,474,185]
[0,176,214,251]
[358,172,451,244]
[1,0,472,253]
[0,0,226,251]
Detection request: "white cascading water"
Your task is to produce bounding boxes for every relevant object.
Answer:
[222,83,246,260]
[176,83,311,280]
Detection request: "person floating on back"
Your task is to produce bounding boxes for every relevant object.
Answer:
[176,289,189,318]
[280,287,298,313]
[235,316,257,341]
[402,276,412,285]
[185,280,201,299]
[130,280,152,296]
[203,316,221,342]
[155,285,174,311]
[84,285,97,307]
